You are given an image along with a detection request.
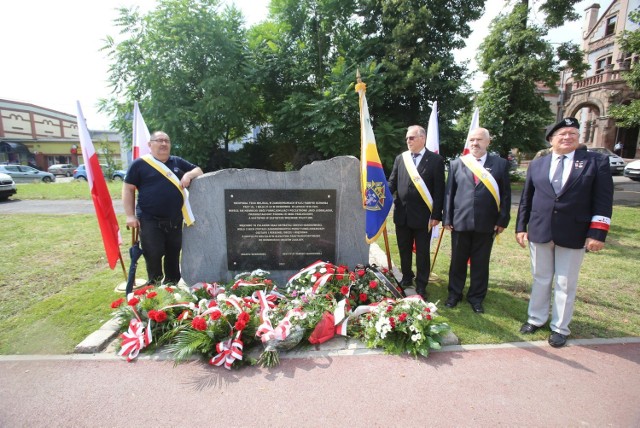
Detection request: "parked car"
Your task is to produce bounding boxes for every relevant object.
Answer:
[623,159,640,181]
[0,172,17,201]
[73,164,126,181]
[587,147,626,175]
[48,163,75,177]
[0,165,55,183]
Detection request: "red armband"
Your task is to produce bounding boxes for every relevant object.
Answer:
[590,215,610,231]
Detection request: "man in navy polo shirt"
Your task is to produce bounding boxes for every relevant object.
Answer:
[123,131,203,286]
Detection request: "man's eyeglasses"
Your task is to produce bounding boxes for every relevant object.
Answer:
[151,138,171,143]
[406,136,420,141]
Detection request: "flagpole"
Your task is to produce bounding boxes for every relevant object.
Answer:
[119,252,127,280]
[430,228,445,276]
[382,226,393,271]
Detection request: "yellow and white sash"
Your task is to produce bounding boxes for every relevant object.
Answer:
[460,154,500,210]
[402,151,433,212]
[141,154,195,226]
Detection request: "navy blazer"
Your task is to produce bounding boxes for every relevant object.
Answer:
[388,149,445,229]
[516,149,613,249]
[443,154,511,233]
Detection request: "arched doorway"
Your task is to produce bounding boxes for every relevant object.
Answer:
[615,125,639,159]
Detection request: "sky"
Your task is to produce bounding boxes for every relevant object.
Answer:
[1,0,597,130]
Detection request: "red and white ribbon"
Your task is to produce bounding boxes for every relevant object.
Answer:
[335,300,392,337]
[118,318,152,362]
[255,290,303,343]
[311,273,334,294]
[286,260,325,285]
[210,331,243,370]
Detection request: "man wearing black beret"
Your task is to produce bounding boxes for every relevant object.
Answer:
[515,118,613,348]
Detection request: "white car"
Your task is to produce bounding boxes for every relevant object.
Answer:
[623,159,640,181]
[0,172,17,201]
[48,163,75,177]
[587,147,626,175]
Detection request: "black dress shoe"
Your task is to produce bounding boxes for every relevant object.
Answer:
[470,302,484,313]
[415,285,427,301]
[519,322,540,334]
[548,332,568,348]
[444,297,460,308]
[399,279,414,289]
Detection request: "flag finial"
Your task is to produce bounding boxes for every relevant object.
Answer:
[355,69,366,92]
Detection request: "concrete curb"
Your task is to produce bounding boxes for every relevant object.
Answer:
[4,336,638,363]
[74,318,121,354]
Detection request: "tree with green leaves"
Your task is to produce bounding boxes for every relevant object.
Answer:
[475,0,588,156]
[248,0,485,170]
[609,11,640,127]
[100,0,255,170]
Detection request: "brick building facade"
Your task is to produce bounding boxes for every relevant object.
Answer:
[0,99,124,170]
[560,0,640,159]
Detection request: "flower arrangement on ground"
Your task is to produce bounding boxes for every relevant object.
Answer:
[109,262,451,368]
[350,295,450,358]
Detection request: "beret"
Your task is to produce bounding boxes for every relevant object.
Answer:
[545,117,580,141]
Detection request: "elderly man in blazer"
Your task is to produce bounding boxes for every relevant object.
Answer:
[388,125,445,300]
[443,128,511,313]
[516,117,613,348]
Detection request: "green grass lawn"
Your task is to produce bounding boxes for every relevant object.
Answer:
[384,206,640,344]
[0,187,638,354]
[15,179,124,200]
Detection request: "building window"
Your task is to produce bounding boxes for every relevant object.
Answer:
[605,16,617,36]
[596,56,612,74]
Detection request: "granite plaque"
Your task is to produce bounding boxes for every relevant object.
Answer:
[181,156,370,285]
[225,189,336,270]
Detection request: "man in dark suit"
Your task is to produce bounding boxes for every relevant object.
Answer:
[388,125,445,300]
[443,128,511,313]
[516,117,613,348]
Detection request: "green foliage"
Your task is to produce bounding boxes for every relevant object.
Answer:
[476,1,587,155]
[166,328,215,364]
[539,0,581,28]
[609,11,640,127]
[101,0,256,170]
[248,0,484,170]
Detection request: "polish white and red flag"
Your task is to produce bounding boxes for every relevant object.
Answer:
[76,101,122,269]
[425,101,439,154]
[425,102,441,241]
[132,101,151,159]
[462,107,480,155]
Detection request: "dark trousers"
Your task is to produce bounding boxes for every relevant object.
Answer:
[139,217,183,285]
[448,230,494,304]
[396,224,432,289]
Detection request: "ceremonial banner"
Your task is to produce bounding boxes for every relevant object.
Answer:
[132,101,151,160]
[426,101,439,154]
[426,102,441,240]
[356,80,393,244]
[76,101,122,269]
[462,107,480,155]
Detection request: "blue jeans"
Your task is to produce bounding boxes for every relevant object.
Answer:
[139,217,183,285]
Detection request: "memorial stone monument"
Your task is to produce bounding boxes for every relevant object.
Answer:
[181,156,370,285]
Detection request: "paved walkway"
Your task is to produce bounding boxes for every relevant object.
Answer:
[1,338,639,426]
